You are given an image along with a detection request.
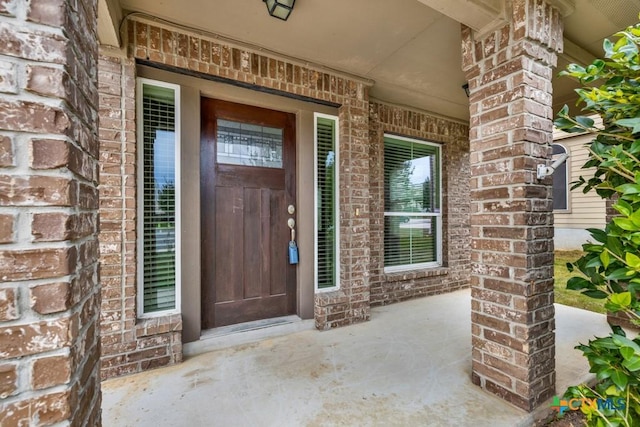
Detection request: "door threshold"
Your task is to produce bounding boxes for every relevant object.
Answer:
[202,316,303,339]
[183,316,314,357]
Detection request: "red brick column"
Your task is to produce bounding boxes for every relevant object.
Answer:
[463,0,563,411]
[0,0,101,425]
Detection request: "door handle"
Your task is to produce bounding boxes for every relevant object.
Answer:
[287,218,295,242]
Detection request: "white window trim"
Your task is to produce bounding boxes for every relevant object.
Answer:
[552,143,570,213]
[314,113,340,293]
[136,78,182,318]
[383,134,442,274]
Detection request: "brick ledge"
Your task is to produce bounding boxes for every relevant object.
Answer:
[135,314,183,337]
[384,267,449,283]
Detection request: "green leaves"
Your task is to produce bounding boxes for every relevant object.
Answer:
[558,18,640,426]
[617,118,640,133]
[614,200,633,217]
[626,252,640,269]
[611,371,629,390]
[610,292,632,307]
[573,330,640,418]
[567,276,593,290]
[611,334,640,353]
[606,291,634,313]
[606,268,632,281]
[621,346,635,361]
[614,217,639,231]
[583,290,609,299]
[577,116,596,128]
[617,184,640,195]
[611,370,628,389]
[623,356,640,372]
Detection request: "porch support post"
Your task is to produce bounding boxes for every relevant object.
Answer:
[462,0,563,411]
[0,0,101,425]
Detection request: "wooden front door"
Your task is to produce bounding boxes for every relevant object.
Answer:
[201,98,296,329]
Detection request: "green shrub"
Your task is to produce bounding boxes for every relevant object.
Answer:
[555,19,640,426]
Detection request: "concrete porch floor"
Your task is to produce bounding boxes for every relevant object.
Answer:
[102,289,612,426]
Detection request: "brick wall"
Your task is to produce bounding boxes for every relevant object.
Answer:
[0,0,101,425]
[369,101,471,305]
[97,16,374,375]
[127,19,372,105]
[314,99,372,330]
[462,0,562,411]
[98,53,183,380]
[101,15,475,370]
[124,17,373,332]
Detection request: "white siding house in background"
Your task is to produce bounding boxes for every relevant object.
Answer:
[553,118,606,250]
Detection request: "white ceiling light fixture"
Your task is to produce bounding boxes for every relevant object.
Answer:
[263,0,296,21]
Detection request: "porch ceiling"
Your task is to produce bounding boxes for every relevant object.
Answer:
[110,0,639,121]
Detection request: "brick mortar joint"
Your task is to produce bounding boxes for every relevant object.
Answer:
[463,34,561,77]
[0,14,67,40]
[370,99,470,128]
[0,287,100,397]
[384,267,450,283]
[0,211,94,247]
[135,314,182,327]
[0,381,72,408]
[0,55,98,129]
[118,59,133,325]
[126,14,375,88]
[62,74,100,134]
[508,39,559,62]
[4,345,72,398]
[0,238,96,259]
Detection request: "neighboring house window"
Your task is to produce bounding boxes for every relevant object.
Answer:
[137,79,181,316]
[384,135,442,272]
[315,114,339,291]
[552,144,569,211]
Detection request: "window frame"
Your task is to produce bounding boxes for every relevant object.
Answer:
[136,78,182,318]
[383,134,442,274]
[552,143,570,212]
[314,113,340,293]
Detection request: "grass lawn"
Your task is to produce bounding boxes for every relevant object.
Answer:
[554,250,606,314]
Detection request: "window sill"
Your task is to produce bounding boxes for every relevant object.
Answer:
[384,267,449,283]
[136,313,183,337]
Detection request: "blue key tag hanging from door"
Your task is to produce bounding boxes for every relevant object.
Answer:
[289,241,299,265]
[288,219,298,264]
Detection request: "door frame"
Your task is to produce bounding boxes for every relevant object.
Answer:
[138,63,335,342]
[200,97,297,329]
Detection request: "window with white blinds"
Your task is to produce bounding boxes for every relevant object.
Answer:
[137,79,181,317]
[315,114,339,291]
[384,135,441,272]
